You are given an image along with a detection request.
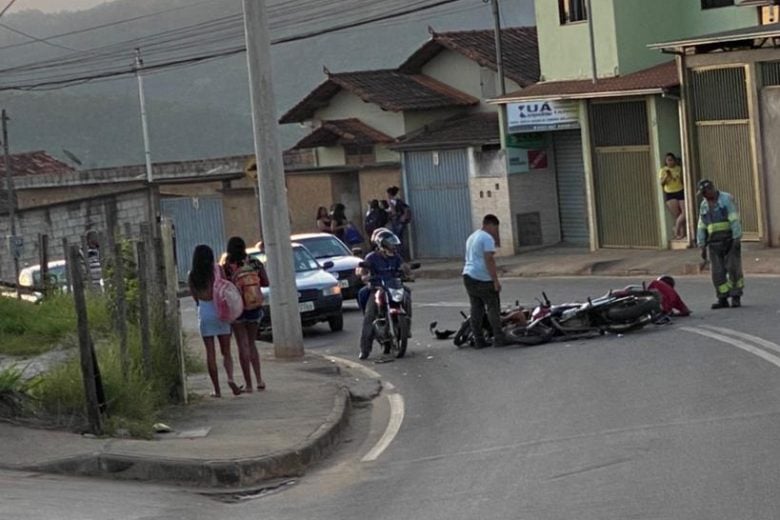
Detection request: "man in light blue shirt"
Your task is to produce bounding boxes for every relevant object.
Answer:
[463,214,506,348]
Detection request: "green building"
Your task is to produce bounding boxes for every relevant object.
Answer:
[493,0,759,250]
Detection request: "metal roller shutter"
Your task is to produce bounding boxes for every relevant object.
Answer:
[553,131,590,246]
[405,149,473,259]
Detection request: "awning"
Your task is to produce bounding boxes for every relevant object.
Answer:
[650,22,780,51]
[489,61,679,104]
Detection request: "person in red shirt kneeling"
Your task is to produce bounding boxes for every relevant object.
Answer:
[648,275,690,317]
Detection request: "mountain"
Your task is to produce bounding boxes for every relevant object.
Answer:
[0,0,536,168]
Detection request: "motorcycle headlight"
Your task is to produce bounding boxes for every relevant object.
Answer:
[389,288,405,303]
[322,285,341,297]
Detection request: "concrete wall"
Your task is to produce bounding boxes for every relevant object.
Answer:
[359,166,402,207]
[285,173,333,234]
[0,191,148,283]
[316,146,346,167]
[468,149,514,256]
[614,0,757,76]
[316,90,405,138]
[534,0,619,81]
[535,0,757,81]
[17,182,145,209]
[507,152,562,249]
[222,188,262,244]
[761,87,780,247]
[651,95,683,240]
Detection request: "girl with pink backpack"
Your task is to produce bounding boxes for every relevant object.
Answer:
[189,245,243,397]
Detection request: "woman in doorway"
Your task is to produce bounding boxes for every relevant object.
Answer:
[223,236,266,392]
[659,153,686,240]
[189,245,242,398]
[316,206,332,233]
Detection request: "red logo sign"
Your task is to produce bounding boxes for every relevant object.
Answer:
[528,150,548,170]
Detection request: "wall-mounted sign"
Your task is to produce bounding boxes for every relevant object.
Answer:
[507,99,580,133]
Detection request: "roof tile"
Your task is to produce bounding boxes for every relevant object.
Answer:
[291,118,396,149]
[394,111,500,149]
[494,61,679,102]
[0,150,74,177]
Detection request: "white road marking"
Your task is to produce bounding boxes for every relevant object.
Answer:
[417,301,469,308]
[325,355,405,462]
[681,326,780,370]
[362,393,405,463]
[699,325,780,356]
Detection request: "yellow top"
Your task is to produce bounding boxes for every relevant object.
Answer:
[659,165,683,193]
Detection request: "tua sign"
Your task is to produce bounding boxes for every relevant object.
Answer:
[507,100,580,132]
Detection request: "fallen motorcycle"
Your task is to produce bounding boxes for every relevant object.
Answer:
[452,302,529,348]
[506,288,661,346]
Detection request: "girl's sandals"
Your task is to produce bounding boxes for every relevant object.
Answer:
[210,392,222,398]
[227,381,243,396]
[257,381,266,391]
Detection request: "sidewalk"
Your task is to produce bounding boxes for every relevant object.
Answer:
[0,343,381,488]
[416,243,780,279]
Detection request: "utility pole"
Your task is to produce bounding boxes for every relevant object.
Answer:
[2,109,20,299]
[490,0,509,150]
[134,48,157,232]
[586,0,598,83]
[241,0,304,358]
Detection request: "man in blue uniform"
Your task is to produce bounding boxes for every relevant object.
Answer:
[696,179,744,309]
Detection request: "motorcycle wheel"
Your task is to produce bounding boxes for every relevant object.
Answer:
[506,325,553,346]
[395,317,409,358]
[453,319,472,348]
[605,295,660,323]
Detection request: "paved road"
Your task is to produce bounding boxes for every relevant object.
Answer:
[5,276,780,519]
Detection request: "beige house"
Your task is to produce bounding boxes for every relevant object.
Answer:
[281,27,540,258]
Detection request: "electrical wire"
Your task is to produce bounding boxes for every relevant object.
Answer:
[0,0,468,91]
[0,0,19,20]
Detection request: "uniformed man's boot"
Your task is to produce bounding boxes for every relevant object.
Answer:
[711,298,730,309]
[731,296,741,308]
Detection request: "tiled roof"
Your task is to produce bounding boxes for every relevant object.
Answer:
[0,150,74,177]
[291,118,396,149]
[393,111,499,150]
[280,70,479,124]
[493,61,679,102]
[400,27,540,87]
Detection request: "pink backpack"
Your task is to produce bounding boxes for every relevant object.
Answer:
[212,265,244,322]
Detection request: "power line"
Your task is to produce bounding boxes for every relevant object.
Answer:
[0,0,19,20]
[0,0,468,90]
[0,22,81,51]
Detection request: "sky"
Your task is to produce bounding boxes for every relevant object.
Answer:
[7,0,109,13]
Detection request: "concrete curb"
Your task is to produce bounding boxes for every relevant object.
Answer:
[24,387,352,489]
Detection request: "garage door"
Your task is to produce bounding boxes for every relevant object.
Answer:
[405,150,473,259]
[161,197,226,282]
[553,131,590,246]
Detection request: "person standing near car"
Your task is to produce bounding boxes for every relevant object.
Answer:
[463,214,507,348]
[223,236,267,391]
[696,179,744,309]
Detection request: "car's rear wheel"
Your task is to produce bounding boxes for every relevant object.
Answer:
[328,313,344,332]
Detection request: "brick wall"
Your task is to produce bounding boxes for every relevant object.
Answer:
[0,190,149,283]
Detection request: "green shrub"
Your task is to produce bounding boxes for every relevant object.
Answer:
[0,293,111,356]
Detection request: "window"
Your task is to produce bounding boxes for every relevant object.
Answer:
[701,0,734,9]
[558,0,587,24]
[344,144,375,166]
[762,6,780,25]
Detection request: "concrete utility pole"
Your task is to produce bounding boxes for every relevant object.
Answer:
[2,109,20,299]
[490,0,509,148]
[241,0,304,358]
[134,48,157,232]
[586,0,598,83]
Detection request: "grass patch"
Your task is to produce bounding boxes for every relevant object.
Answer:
[0,293,112,356]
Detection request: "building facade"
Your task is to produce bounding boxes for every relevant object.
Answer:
[493,0,761,250]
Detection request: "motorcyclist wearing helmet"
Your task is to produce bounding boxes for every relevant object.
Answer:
[357,227,403,312]
[358,230,411,360]
[648,275,690,317]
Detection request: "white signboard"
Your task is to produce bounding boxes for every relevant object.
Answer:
[507,100,580,133]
